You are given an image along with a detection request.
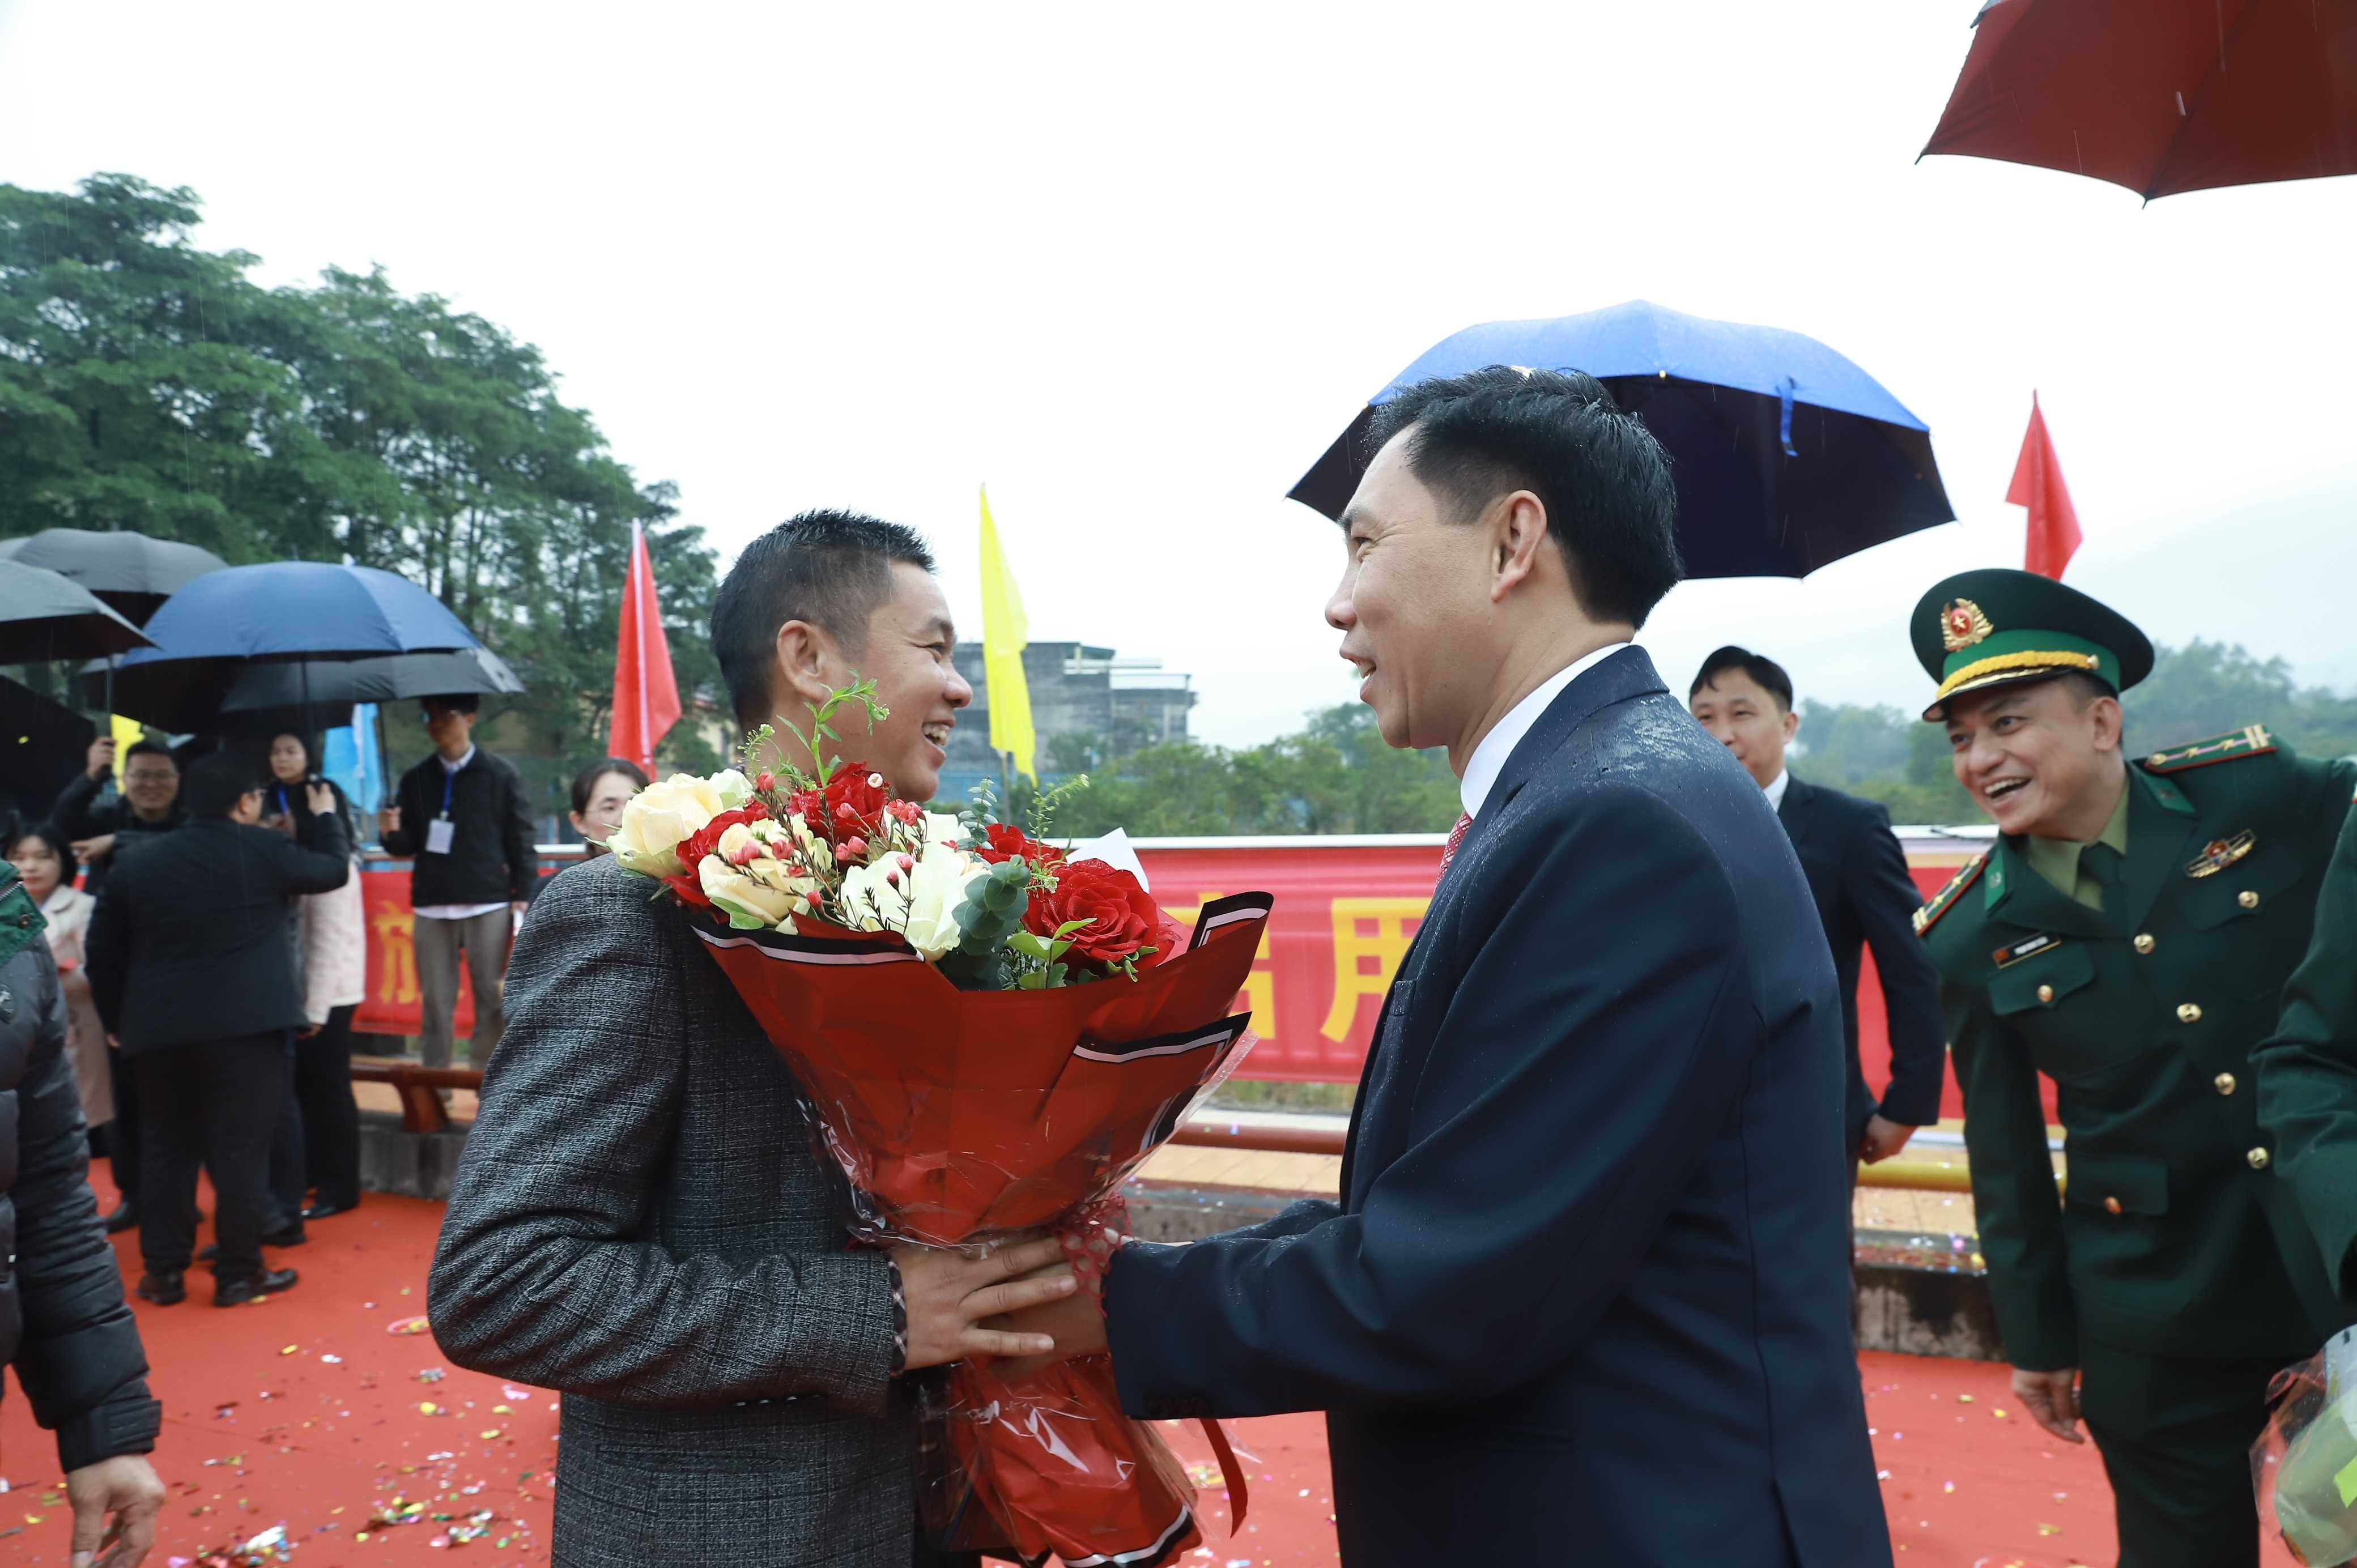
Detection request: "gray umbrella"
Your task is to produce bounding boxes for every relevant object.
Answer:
[0,528,228,624]
[0,560,156,662]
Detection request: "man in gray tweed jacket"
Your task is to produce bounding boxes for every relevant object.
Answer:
[431,510,1078,1566]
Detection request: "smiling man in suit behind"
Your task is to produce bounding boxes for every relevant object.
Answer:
[1690,646,1946,1170]
[1006,367,1887,1564]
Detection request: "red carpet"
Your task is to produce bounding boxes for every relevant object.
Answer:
[0,1181,2303,1566]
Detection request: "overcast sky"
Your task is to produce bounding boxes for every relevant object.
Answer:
[5,2,2352,745]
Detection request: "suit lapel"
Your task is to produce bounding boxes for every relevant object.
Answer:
[1465,647,1668,856]
[2123,765,2200,934]
[1984,833,2111,940]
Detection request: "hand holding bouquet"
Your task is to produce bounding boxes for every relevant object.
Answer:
[611,684,1271,1566]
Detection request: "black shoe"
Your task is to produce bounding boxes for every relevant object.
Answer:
[135,1270,186,1306]
[198,1225,305,1263]
[103,1201,139,1234]
[214,1267,298,1307]
[300,1199,357,1222]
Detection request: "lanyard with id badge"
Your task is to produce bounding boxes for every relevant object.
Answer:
[426,764,458,854]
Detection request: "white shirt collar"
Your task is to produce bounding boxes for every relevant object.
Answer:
[1763,768,1792,812]
[1459,643,1632,820]
[440,745,476,774]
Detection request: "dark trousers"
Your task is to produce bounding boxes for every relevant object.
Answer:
[2079,1339,2302,1568]
[105,1042,141,1201]
[267,1042,305,1229]
[134,1034,290,1281]
[295,1004,361,1208]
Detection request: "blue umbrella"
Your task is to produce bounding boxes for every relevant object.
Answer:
[103,563,483,731]
[1288,300,1955,578]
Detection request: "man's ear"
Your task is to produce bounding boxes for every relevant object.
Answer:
[2089,693,2125,754]
[1487,491,1554,605]
[1780,708,1801,744]
[772,620,841,714]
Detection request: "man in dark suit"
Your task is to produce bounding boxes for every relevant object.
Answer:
[1690,646,1947,1166]
[1006,369,1887,1563]
[430,510,1077,1568]
[85,752,351,1308]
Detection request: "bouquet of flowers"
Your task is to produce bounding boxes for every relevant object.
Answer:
[2254,1327,2357,1567]
[611,683,1270,1567]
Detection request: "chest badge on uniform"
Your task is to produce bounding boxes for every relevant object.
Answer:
[1992,931,2062,969]
[2185,830,2255,879]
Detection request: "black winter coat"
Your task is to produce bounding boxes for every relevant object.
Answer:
[0,868,162,1471]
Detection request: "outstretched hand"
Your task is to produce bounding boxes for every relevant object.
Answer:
[66,1453,165,1568]
[988,1259,1108,1380]
[893,1237,1077,1370]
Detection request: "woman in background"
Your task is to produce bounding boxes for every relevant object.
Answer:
[266,732,368,1222]
[569,757,648,857]
[8,820,111,1136]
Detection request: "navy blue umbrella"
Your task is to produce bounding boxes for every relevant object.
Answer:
[103,563,483,731]
[1289,300,1955,579]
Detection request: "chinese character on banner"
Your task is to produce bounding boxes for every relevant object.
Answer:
[1321,897,1427,1041]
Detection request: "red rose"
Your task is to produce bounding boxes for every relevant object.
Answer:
[680,802,769,870]
[1026,859,1162,966]
[820,765,890,836]
[976,822,1066,870]
[662,870,713,910]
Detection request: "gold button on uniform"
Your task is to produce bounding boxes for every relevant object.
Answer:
[2133,933,2155,954]
[2037,983,2055,1004]
[2248,1147,2271,1170]
[2103,1196,2123,1215]
[2238,889,2260,909]
[2178,1003,2203,1024]
[2215,1073,2237,1096]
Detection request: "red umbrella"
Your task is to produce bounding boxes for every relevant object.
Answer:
[1922,0,2357,201]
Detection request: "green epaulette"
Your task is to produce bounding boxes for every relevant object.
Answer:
[2141,723,2277,774]
[1913,852,1989,936]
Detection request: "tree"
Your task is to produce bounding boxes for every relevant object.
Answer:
[0,173,724,824]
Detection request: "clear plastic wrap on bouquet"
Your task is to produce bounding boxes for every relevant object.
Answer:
[695,890,1275,1567]
[2254,1326,2357,1566]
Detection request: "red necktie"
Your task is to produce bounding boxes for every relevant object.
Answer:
[1437,812,1473,885]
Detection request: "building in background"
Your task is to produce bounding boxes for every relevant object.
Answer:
[942,642,1195,804]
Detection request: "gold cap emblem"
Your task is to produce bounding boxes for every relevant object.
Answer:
[1941,598,1994,653]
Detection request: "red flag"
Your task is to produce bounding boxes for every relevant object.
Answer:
[2007,393,2082,581]
[610,522,680,773]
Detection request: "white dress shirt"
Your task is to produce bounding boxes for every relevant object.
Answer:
[1762,767,1792,813]
[1459,643,1632,820]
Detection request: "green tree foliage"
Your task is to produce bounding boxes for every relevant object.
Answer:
[1793,640,2357,824]
[1047,703,1460,837]
[0,174,722,819]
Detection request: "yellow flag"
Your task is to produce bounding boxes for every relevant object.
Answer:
[978,487,1036,781]
[109,714,143,780]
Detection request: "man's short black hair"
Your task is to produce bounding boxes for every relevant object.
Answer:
[122,739,176,770]
[185,752,263,817]
[711,509,938,728]
[1363,366,1683,629]
[1690,645,1795,712]
[420,693,480,718]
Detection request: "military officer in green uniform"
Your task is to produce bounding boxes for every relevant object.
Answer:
[2256,803,2357,1314]
[1909,568,2355,1568]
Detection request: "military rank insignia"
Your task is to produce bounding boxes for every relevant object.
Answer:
[2143,724,2277,774]
[2185,830,2256,879]
[1913,853,1989,936]
[1992,931,2061,969]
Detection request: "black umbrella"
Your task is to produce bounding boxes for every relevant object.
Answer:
[85,645,525,736]
[0,527,228,624]
[0,673,98,825]
[0,560,156,662]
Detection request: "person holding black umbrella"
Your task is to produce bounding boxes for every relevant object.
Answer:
[51,736,183,1235]
[380,695,537,1070]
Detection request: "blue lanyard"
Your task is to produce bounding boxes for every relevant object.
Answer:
[440,764,457,819]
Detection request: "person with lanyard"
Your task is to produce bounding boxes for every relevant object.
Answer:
[1908,568,2356,1568]
[379,695,537,1072]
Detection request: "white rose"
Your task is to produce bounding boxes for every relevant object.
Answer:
[611,773,727,877]
[700,854,803,928]
[710,769,754,810]
[924,812,966,849]
[839,841,987,961]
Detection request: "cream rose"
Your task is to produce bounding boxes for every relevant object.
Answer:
[839,841,988,960]
[699,850,807,929]
[611,773,731,877]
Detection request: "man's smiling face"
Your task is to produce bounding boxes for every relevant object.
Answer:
[1943,677,2120,837]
